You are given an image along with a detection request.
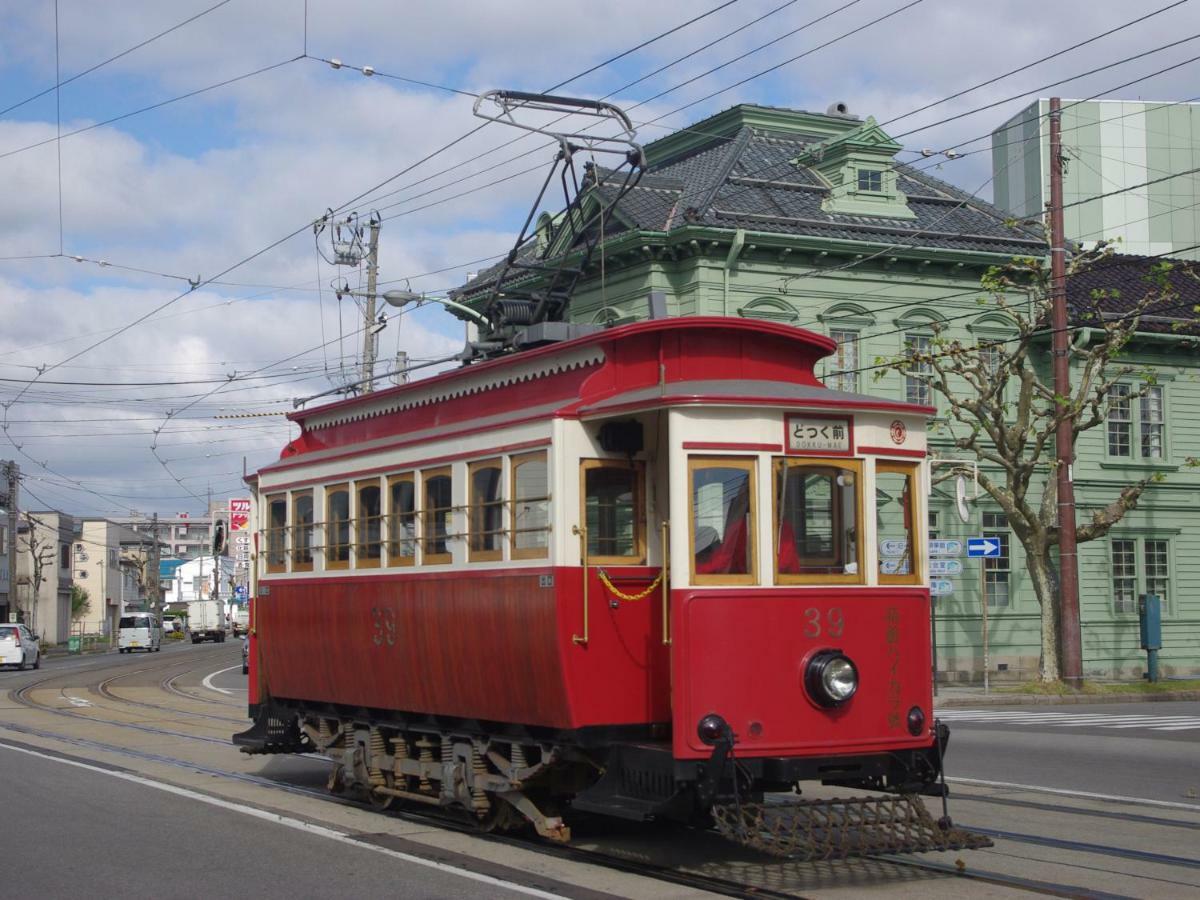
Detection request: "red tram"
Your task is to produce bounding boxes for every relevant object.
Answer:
[236,315,982,857]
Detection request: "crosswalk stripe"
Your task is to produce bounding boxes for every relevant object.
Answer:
[934,709,1200,731]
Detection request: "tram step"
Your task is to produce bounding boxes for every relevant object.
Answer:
[712,793,993,861]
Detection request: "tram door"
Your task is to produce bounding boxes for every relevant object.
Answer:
[580,458,671,723]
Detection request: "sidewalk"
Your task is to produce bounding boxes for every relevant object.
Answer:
[934,683,1200,707]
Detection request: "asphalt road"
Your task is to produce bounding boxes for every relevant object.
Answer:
[0,742,538,900]
[942,702,1200,806]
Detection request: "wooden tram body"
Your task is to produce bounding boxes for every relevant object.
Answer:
[238,316,947,841]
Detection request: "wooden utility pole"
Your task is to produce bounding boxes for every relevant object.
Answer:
[1049,97,1083,684]
[3,462,17,623]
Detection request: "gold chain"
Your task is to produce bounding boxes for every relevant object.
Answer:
[597,569,663,602]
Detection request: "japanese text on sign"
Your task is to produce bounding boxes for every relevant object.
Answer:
[229,497,251,533]
[786,415,851,453]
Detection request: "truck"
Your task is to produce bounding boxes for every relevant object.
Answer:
[187,599,227,644]
[231,607,250,637]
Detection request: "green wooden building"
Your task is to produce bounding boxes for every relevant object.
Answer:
[453,103,1200,681]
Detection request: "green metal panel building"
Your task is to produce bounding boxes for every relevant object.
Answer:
[454,103,1200,681]
[992,99,1200,261]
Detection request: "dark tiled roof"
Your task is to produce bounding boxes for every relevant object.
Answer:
[458,106,1046,296]
[1068,253,1200,335]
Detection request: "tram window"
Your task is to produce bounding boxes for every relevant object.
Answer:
[422,467,453,564]
[292,491,314,572]
[876,462,921,585]
[387,474,416,566]
[265,495,286,574]
[689,458,757,584]
[356,479,383,568]
[325,483,350,570]
[469,459,504,562]
[774,459,863,584]
[581,460,644,564]
[512,451,549,559]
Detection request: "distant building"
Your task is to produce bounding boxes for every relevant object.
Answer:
[163,555,237,610]
[72,519,163,636]
[992,99,1200,260]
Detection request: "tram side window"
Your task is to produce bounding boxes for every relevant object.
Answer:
[292,491,314,572]
[326,483,351,570]
[689,458,756,584]
[388,474,416,566]
[423,467,453,564]
[469,459,504,562]
[265,495,286,574]
[774,459,862,583]
[582,460,644,564]
[356,479,382,568]
[512,451,549,559]
[876,462,921,584]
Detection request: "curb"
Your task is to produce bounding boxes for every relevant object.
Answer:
[934,689,1200,707]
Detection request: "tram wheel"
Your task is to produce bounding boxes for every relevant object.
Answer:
[368,772,396,811]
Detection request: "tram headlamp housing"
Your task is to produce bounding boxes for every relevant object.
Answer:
[697,713,730,745]
[907,705,926,736]
[805,650,859,707]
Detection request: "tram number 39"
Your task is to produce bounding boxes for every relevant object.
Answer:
[371,607,397,647]
[803,607,845,639]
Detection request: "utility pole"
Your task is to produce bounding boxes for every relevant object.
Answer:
[360,215,382,393]
[149,512,161,616]
[1048,97,1082,685]
[3,462,17,624]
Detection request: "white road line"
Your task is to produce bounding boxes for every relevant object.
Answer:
[0,740,564,899]
[949,776,1200,811]
[201,665,242,696]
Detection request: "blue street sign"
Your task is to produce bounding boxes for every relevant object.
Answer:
[967,537,1002,558]
[930,578,954,597]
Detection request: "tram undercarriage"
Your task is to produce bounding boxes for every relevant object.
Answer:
[235,701,990,859]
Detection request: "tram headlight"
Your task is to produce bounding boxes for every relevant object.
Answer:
[697,713,729,745]
[805,650,859,707]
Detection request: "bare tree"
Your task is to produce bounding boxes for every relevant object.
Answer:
[883,248,1194,681]
[20,512,57,634]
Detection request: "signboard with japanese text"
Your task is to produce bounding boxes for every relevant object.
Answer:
[929,539,963,557]
[784,414,853,455]
[229,497,251,533]
[879,539,908,558]
[930,578,954,597]
[929,559,963,576]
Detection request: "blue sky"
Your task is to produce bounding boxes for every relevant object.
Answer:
[0,0,1196,515]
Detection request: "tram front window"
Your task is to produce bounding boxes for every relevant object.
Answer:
[689,458,756,584]
[582,461,644,563]
[774,459,862,583]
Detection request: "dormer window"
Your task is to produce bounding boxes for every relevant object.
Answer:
[857,169,883,192]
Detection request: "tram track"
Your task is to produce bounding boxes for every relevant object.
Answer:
[4,653,1197,899]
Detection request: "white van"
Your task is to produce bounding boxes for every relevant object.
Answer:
[118,613,162,653]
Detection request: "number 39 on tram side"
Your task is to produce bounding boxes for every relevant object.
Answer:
[235,315,988,859]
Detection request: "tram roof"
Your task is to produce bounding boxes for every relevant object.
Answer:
[270,317,930,467]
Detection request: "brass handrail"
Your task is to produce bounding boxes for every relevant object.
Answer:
[571,524,588,645]
[661,520,671,646]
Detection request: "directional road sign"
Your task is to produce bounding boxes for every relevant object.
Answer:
[967,537,1002,558]
[929,539,963,558]
[929,559,963,576]
[930,578,954,597]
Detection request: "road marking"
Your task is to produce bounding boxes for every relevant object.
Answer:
[65,696,91,708]
[201,665,242,695]
[949,776,1200,811]
[0,740,564,899]
[938,710,1200,731]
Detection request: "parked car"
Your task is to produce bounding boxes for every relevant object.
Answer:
[0,623,40,670]
[162,618,177,634]
[241,635,249,675]
[118,613,162,653]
